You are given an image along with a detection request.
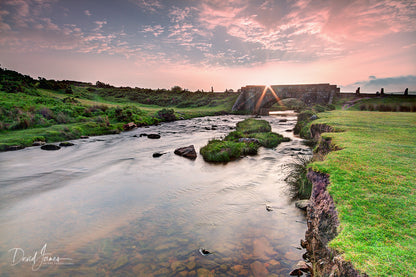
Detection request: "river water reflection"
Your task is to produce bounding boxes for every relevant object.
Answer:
[0,114,310,276]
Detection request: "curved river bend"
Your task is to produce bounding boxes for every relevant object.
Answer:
[0,114,311,276]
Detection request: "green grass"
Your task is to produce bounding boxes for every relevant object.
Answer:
[236,118,271,133]
[200,140,254,163]
[200,118,290,162]
[309,110,416,276]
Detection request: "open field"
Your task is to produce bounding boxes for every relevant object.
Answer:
[309,110,416,276]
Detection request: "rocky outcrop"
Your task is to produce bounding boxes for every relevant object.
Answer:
[174,145,197,160]
[304,124,367,276]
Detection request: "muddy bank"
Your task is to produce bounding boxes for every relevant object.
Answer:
[303,124,367,276]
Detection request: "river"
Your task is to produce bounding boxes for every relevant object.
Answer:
[0,114,311,276]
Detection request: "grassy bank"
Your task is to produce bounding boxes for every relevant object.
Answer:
[308,110,416,276]
[200,118,290,162]
[0,67,238,151]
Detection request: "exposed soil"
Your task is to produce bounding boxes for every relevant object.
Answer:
[304,124,368,276]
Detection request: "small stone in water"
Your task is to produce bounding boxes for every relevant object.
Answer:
[199,248,211,256]
[266,204,273,211]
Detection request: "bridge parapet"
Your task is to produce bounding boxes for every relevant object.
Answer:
[232,84,340,114]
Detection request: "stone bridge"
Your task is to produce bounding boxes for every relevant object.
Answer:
[232,84,340,114]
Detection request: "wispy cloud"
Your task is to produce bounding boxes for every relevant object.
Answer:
[142,25,164,37]
[84,10,91,16]
[129,0,163,13]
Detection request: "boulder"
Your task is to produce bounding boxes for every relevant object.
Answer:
[59,142,74,147]
[174,145,197,160]
[41,144,61,151]
[123,122,137,131]
[295,200,311,211]
[147,134,161,139]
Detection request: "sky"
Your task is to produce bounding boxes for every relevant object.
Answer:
[0,0,415,92]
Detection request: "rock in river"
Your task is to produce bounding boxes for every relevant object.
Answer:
[174,145,197,160]
[147,134,161,139]
[152,152,166,158]
[41,144,61,151]
[295,200,311,211]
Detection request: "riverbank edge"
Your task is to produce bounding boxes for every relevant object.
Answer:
[303,123,368,277]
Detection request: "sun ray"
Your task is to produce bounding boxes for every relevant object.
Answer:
[254,85,284,113]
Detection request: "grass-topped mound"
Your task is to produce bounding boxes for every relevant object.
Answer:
[200,118,290,163]
[235,118,271,133]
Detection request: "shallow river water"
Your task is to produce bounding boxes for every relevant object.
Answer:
[0,114,311,276]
